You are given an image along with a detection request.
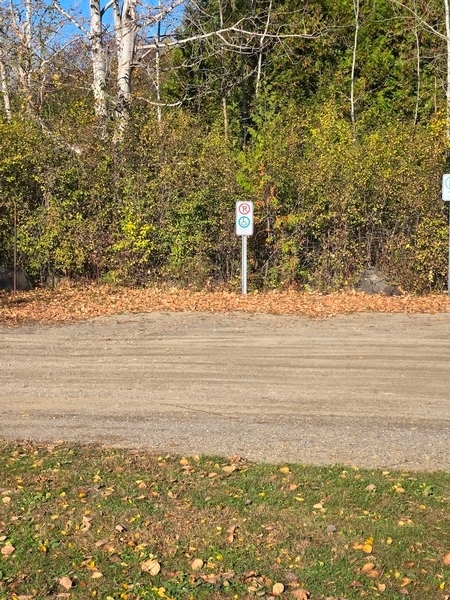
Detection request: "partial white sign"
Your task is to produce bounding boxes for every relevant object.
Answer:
[236,201,254,235]
[443,174,450,201]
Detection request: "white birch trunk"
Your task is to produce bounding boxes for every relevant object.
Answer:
[114,0,137,127]
[0,58,12,120]
[89,0,107,119]
[155,16,162,125]
[11,0,33,111]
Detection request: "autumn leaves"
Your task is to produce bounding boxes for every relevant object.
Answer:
[1,285,450,326]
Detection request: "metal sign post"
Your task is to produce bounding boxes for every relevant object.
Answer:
[236,201,254,295]
[13,202,17,295]
[241,235,247,295]
[442,175,450,297]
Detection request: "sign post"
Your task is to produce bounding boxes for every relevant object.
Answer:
[235,201,254,295]
[442,175,450,297]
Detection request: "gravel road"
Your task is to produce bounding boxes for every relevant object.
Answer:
[1,311,450,470]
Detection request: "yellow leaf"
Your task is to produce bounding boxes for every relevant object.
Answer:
[222,465,236,474]
[180,458,189,466]
[400,577,412,587]
[378,583,386,592]
[362,543,373,553]
[272,582,284,595]
[280,467,290,473]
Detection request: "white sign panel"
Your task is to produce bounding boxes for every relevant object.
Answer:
[443,174,450,201]
[236,201,254,236]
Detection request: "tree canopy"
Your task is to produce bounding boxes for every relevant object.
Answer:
[0,0,448,293]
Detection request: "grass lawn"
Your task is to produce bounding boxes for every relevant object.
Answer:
[0,442,449,600]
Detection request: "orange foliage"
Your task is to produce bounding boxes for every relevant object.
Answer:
[1,283,450,326]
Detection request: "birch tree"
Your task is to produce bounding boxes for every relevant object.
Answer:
[0,0,85,125]
[0,48,11,120]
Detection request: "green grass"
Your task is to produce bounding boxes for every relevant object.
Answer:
[0,443,449,599]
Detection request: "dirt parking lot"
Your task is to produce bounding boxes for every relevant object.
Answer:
[1,311,449,470]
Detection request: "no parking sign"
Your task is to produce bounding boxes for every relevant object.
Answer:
[236,201,253,295]
[236,201,254,235]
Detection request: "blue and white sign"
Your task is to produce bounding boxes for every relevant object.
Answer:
[443,174,450,201]
[236,201,254,235]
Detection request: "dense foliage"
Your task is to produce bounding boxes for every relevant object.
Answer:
[0,0,449,292]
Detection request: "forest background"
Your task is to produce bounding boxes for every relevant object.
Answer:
[1,0,449,294]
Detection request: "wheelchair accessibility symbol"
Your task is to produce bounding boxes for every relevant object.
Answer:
[238,216,251,228]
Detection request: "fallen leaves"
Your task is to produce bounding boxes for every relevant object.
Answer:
[140,559,161,575]
[80,515,92,532]
[1,285,450,327]
[361,562,376,574]
[444,553,450,566]
[226,525,237,543]
[272,582,284,595]
[91,571,103,579]
[353,537,374,553]
[58,576,73,590]
[291,590,311,600]
[1,544,15,555]
[190,558,204,571]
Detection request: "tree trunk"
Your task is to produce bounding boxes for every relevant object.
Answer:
[114,0,137,129]
[0,57,12,120]
[90,0,107,119]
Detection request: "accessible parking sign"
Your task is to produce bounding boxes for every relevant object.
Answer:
[235,201,254,235]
